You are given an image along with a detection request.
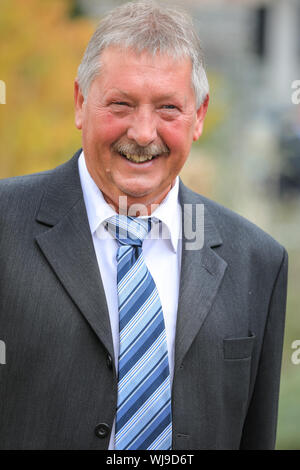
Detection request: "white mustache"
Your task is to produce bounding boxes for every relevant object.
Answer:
[112,139,169,156]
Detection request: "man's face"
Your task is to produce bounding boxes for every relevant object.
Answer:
[75,46,208,209]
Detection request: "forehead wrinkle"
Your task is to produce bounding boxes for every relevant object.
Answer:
[99,48,193,107]
[108,88,132,98]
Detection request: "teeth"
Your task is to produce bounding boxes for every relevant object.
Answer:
[122,153,156,163]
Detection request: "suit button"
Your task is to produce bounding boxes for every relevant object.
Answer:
[106,354,113,370]
[95,423,110,439]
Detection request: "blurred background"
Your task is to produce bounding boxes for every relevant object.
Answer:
[0,0,299,449]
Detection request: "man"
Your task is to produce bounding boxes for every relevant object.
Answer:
[0,2,288,450]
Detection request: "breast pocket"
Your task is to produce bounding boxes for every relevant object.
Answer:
[223,333,256,360]
[220,332,256,439]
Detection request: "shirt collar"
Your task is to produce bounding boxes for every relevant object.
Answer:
[149,178,181,253]
[78,151,181,253]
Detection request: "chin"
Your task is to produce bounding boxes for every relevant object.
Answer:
[116,178,158,197]
[120,185,153,199]
[114,175,171,205]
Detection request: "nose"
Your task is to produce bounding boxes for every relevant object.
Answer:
[127,106,157,147]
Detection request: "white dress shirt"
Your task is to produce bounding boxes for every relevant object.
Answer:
[78,151,182,448]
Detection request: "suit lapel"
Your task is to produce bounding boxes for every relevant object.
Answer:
[174,181,228,373]
[35,150,114,360]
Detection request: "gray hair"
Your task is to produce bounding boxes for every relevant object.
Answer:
[77,1,209,108]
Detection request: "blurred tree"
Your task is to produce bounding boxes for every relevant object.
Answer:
[0,0,94,177]
[69,0,85,19]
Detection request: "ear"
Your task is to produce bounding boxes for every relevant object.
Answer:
[193,94,209,141]
[74,79,85,130]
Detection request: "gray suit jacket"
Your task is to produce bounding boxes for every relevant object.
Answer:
[0,149,288,449]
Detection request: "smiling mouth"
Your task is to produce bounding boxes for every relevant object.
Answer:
[119,152,161,163]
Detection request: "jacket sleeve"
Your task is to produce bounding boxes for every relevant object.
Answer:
[239,248,288,449]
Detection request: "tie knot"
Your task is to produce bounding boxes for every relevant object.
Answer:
[106,215,151,247]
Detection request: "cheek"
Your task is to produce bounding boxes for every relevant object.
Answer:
[160,121,193,155]
[84,110,127,146]
[100,114,128,142]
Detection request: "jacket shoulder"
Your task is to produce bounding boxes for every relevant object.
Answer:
[0,171,51,212]
[0,150,81,212]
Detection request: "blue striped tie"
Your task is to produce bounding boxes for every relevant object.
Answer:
[106,215,172,450]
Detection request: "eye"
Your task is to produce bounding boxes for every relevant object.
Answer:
[112,101,130,106]
[161,105,177,110]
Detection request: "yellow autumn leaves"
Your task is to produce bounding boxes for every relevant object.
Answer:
[0,0,94,177]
